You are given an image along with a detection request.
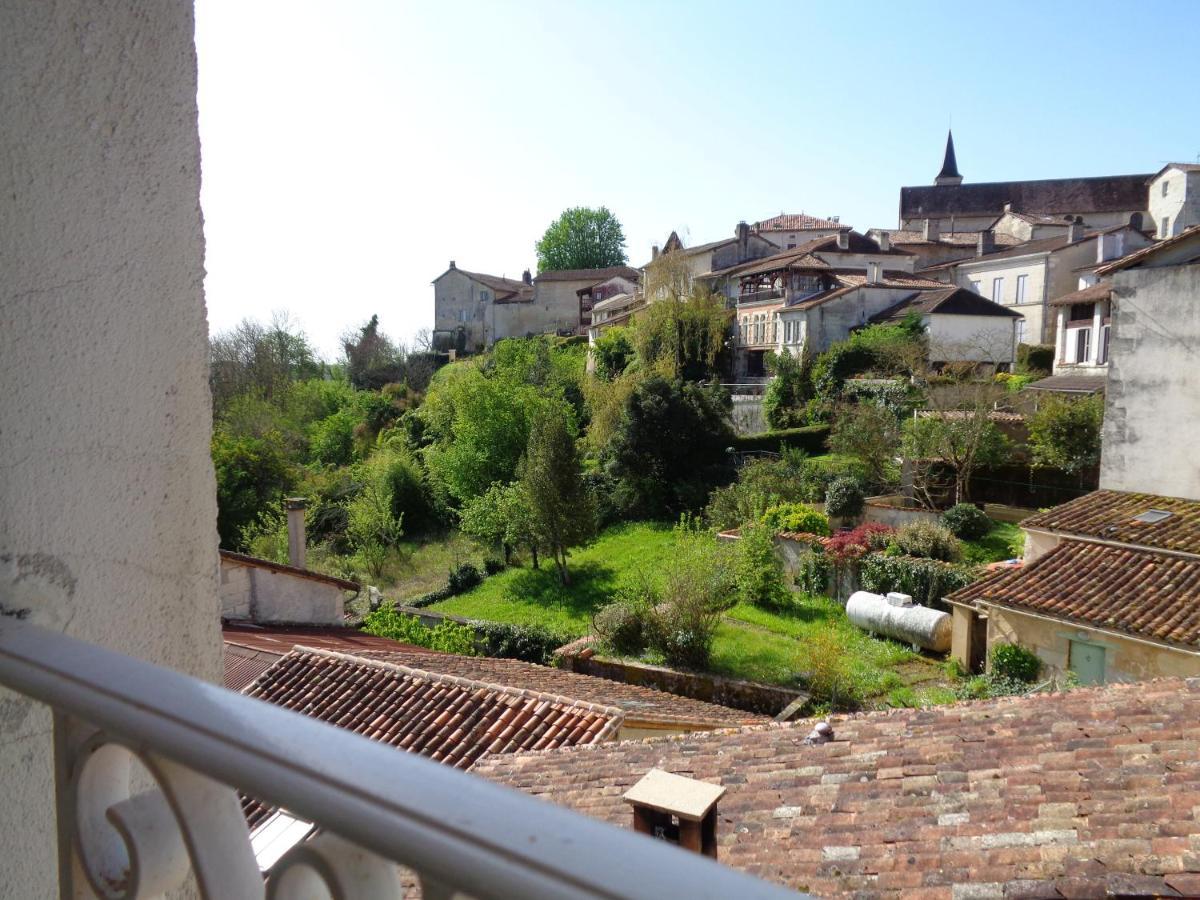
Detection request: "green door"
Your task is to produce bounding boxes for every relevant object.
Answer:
[1069,640,1106,685]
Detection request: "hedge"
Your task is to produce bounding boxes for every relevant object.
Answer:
[732,425,829,455]
[1016,343,1054,376]
[470,620,573,665]
[858,553,979,610]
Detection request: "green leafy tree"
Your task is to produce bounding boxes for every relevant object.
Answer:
[211,431,295,549]
[209,313,323,416]
[592,326,634,380]
[902,413,1008,506]
[1028,394,1104,474]
[602,376,735,519]
[535,206,627,272]
[763,350,815,429]
[520,407,595,584]
[828,401,901,488]
[631,258,731,381]
[459,481,543,568]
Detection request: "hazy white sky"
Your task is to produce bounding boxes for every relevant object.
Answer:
[196,0,1200,360]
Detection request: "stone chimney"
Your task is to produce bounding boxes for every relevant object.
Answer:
[922,218,940,242]
[449,260,456,270]
[836,230,850,250]
[736,221,750,259]
[522,269,532,285]
[877,231,891,252]
[1066,219,1084,243]
[976,231,995,257]
[651,245,660,261]
[867,261,882,284]
[284,497,308,570]
[623,769,725,859]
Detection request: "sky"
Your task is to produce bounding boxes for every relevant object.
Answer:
[195,0,1200,360]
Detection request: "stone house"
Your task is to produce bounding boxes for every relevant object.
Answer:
[431,261,533,352]
[919,223,1151,346]
[866,286,1022,369]
[530,264,641,337]
[576,273,639,334]
[644,222,778,302]
[866,222,1024,269]
[947,490,1200,684]
[1147,163,1200,239]
[749,211,845,249]
[1094,225,1200,499]
[899,130,1152,233]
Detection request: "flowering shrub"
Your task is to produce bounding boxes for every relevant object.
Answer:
[823,522,894,564]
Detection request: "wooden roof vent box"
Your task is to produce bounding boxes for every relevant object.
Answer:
[622,769,725,859]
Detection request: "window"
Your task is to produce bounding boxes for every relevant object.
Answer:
[992,277,1004,302]
[458,309,469,323]
[1162,179,1170,197]
[970,280,982,294]
[1069,302,1095,323]
[1015,274,1027,303]
[1098,323,1110,364]
[1161,216,1170,238]
[1015,318,1026,347]
[1074,327,1091,363]
[479,290,490,303]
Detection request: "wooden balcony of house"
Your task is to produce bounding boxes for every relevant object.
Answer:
[0,617,800,899]
[736,288,785,306]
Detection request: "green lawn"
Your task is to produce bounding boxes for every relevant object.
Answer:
[429,522,674,635]
[962,520,1025,565]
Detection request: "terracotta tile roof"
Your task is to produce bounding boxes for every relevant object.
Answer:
[885,230,1023,248]
[219,549,361,591]
[352,650,768,728]
[1048,281,1113,307]
[1024,374,1106,394]
[223,644,279,693]
[900,173,1152,220]
[244,648,623,767]
[222,623,433,659]
[730,233,912,279]
[753,213,844,232]
[474,678,1200,898]
[534,265,641,283]
[868,286,1021,322]
[1019,489,1200,556]
[949,540,1200,647]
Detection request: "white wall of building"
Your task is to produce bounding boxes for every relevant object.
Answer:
[926,313,1018,366]
[0,3,221,894]
[1148,168,1200,238]
[1101,263,1200,500]
[219,558,348,625]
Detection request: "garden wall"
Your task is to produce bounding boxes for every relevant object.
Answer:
[555,640,808,717]
[862,494,941,528]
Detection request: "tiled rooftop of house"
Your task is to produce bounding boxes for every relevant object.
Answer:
[884,230,1023,248]
[948,540,1200,649]
[244,647,623,767]
[868,286,1021,323]
[900,173,1153,221]
[753,213,844,231]
[474,678,1200,898]
[1019,489,1200,556]
[352,649,769,729]
[1024,374,1107,394]
[533,265,642,283]
[1048,282,1112,306]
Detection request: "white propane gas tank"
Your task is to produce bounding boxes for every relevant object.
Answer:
[845,590,952,652]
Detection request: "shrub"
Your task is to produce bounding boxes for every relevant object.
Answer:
[704,455,809,531]
[824,522,894,564]
[427,619,479,655]
[592,598,650,655]
[940,503,992,540]
[824,476,865,519]
[482,557,506,576]
[361,604,478,656]
[793,547,832,596]
[858,553,978,609]
[889,521,961,562]
[954,673,1030,700]
[731,425,829,455]
[798,629,862,709]
[990,643,1042,683]
[211,431,295,549]
[733,521,789,608]
[1016,343,1054,376]
[761,502,831,536]
[763,350,816,429]
[447,562,482,594]
[472,621,572,665]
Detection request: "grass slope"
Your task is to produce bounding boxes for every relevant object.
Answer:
[429,522,673,635]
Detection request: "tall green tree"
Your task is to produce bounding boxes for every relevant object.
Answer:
[520,407,595,584]
[535,206,627,272]
[1027,393,1104,474]
[343,314,405,391]
[209,313,321,415]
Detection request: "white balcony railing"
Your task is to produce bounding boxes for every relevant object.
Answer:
[0,617,801,899]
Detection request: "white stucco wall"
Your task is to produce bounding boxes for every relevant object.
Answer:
[220,558,347,625]
[0,4,220,895]
[927,313,1017,366]
[1101,263,1200,499]
[1148,169,1200,238]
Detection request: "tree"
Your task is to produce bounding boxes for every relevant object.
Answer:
[828,401,901,488]
[903,413,1008,506]
[211,431,295,549]
[591,326,634,380]
[535,206,627,272]
[520,407,595,584]
[602,376,735,519]
[343,314,405,391]
[459,481,543,568]
[1027,393,1104,474]
[633,251,731,381]
[209,313,321,415]
[763,349,815,429]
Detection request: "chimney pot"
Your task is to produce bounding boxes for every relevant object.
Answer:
[623,769,725,859]
[284,497,308,570]
[651,245,660,261]
[522,268,532,284]
[867,261,882,284]
[449,260,456,269]
[1066,220,1083,244]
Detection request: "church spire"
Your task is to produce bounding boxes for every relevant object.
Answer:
[935,130,962,185]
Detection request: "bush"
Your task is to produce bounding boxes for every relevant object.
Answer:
[731,425,829,455]
[447,562,482,594]
[482,557,506,576]
[793,546,832,596]
[763,350,815,430]
[361,604,479,656]
[592,598,650,655]
[211,430,295,549]
[940,504,992,540]
[954,673,1031,700]
[824,476,865,519]
[990,643,1042,683]
[704,455,809,531]
[761,502,831,536]
[1016,343,1054,376]
[472,621,573,665]
[733,521,789,608]
[798,629,862,709]
[889,521,961,562]
[858,553,978,609]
